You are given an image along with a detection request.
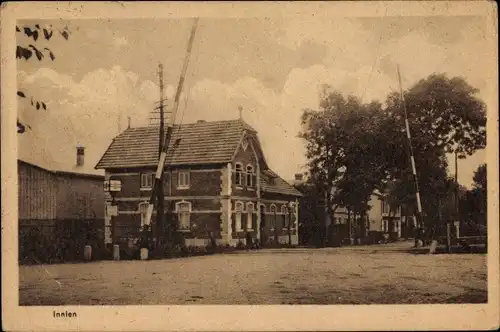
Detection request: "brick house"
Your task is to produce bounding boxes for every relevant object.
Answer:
[295,176,415,245]
[95,119,302,247]
[366,191,415,239]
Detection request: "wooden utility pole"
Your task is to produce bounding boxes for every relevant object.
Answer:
[455,151,459,216]
[448,150,459,252]
[143,18,199,231]
[156,63,166,249]
[288,203,292,246]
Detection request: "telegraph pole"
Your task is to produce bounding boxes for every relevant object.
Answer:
[156,63,166,249]
[143,18,199,233]
[455,151,459,216]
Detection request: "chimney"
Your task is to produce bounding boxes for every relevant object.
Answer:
[76,146,85,167]
[294,173,304,181]
[238,106,243,120]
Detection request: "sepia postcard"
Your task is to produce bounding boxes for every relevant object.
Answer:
[1,1,499,331]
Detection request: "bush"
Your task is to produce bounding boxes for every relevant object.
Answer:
[19,220,106,264]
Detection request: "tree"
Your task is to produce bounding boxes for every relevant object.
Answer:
[299,88,392,245]
[294,178,326,246]
[382,74,486,236]
[299,74,486,245]
[298,88,354,231]
[461,164,487,233]
[16,23,70,133]
[473,164,487,192]
[334,100,393,240]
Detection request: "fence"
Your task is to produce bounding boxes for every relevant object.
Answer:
[19,219,107,264]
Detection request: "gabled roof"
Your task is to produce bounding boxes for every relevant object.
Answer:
[95,119,257,169]
[260,170,303,197]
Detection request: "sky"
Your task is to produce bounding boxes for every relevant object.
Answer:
[17,15,489,186]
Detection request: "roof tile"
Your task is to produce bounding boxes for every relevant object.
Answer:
[96,119,256,169]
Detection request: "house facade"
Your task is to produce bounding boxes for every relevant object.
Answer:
[366,191,417,239]
[95,119,302,247]
[295,177,416,245]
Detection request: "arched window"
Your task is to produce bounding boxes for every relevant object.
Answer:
[246,202,254,230]
[139,202,149,227]
[234,201,244,231]
[234,163,243,186]
[280,205,286,215]
[270,204,277,215]
[175,201,191,231]
[246,164,255,187]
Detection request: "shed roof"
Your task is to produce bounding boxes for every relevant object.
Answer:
[260,171,303,197]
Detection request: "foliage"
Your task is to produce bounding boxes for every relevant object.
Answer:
[16,24,70,133]
[299,88,364,223]
[19,219,108,265]
[300,74,487,241]
[335,100,390,217]
[473,163,487,192]
[460,164,487,229]
[382,74,486,232]
[299,87,393,231]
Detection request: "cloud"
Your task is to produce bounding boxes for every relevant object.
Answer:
[112,35,129,48]
[17,18,488,185]
[17,66,173,174]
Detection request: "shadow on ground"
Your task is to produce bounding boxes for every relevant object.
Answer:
[407,245,487,255]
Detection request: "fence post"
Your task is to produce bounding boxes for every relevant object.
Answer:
[113,244,120,260]
[84,245,92,261]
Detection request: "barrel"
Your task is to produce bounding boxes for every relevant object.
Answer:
[113,244,120,260]
[83,245,92,261]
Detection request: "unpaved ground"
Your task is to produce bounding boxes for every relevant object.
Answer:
[19,241,487,305]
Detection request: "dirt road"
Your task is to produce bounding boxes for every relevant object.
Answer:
[19,241,487,305]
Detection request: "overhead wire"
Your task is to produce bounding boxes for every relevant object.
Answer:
[360,12,387,103]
